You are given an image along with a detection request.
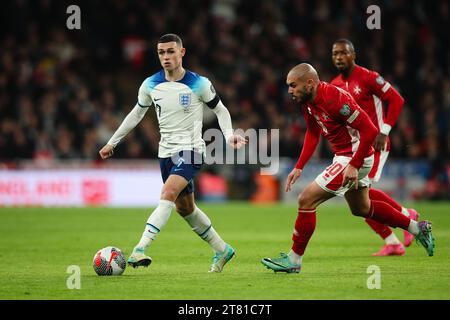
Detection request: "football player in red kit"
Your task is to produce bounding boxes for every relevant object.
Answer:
[330,39,419,256]
[261,63,434,274]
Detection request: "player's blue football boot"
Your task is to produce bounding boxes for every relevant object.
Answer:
[261,252,301,273]
[127,247,152,268]
[415,220,435,257]
[209,244,235,273]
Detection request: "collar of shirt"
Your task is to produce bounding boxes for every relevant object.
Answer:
[312,81,326,106]
[345,64,363,81]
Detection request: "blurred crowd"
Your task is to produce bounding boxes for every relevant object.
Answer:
[0,0,449,198]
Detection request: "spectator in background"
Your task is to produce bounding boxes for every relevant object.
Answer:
[0,0,448,199]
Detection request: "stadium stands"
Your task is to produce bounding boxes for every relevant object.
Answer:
[0,0,448,200]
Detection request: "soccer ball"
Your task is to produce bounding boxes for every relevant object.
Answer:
[93,246,126,276]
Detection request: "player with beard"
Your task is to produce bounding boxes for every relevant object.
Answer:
[261,63,434,274]
[330,39,419,256]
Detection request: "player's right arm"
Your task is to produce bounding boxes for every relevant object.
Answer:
[329,89,378,189]
[199,77,247,149]
[99,81,152,159]
[286,111,322,192]
[366,71,404,151]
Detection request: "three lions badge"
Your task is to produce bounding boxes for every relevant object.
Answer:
[179,93,191,112]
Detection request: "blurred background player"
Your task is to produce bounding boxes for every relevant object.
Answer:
[99,34,246,272]
[261,63,434,273]
[331,39,419,256]
[1,1,448,204]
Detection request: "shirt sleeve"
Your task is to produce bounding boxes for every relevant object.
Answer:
[328,87,363,125]
[346,108,378,168]
[107,104,149,147]
[198,77,221,109]
[295,108,322,170]
[365,71,404,134]
[329,87,378,169]
[365,71,392,99]
[137,79,154,108]
[210,100,234,142]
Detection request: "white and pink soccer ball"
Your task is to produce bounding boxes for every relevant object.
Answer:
[93,246,126,276]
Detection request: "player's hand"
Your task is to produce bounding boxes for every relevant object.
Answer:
[342,164,359,189]
[227,134,248,149]
[99,144,114,159]
[373,133,388,151]
[285,168,302,192]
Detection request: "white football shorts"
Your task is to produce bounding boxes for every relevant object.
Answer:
[315,155,374,197]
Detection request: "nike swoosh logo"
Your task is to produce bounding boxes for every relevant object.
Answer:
[154,98,163,101]
[173,168,183,172]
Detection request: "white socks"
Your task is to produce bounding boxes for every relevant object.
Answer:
[135,202,226,254]
[184,206,226,253]
[401,207,410,217]
[384,233,401,245]
[383,207,411,245]
[288,250,302,266]
[135,200,175,250]
[408,220,419,236]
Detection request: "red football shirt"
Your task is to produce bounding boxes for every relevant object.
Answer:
[330,65,404,148]
[295,82,378,170]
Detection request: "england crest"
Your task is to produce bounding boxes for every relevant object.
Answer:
[179,93,191,110]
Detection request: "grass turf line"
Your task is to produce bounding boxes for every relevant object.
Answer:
[0,202,449,299]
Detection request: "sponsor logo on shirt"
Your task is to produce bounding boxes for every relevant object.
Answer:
[339,104,351,116]
[376,76,385,85]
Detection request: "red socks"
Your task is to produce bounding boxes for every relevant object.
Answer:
[292,198,409,256]
[369,188,402,212]
[368,200,410,230]
[365,188,405,239]
[292,208,316,256]
[365,217,393,239]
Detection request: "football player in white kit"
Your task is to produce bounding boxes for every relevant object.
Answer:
[99,34,246,272]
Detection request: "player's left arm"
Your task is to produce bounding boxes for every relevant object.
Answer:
[286,111,322,192]
[99,79,152,159]
[331,92,378,188]
[200,78,247,149]
[347,110,378,189]
[367,72,405,151]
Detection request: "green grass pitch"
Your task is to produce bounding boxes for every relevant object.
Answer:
[0,202,449,299]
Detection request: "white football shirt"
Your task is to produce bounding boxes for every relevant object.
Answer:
[138,69,219,158]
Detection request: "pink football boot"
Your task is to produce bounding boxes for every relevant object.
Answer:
[404,209,420,247]
[372,244,406,256]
